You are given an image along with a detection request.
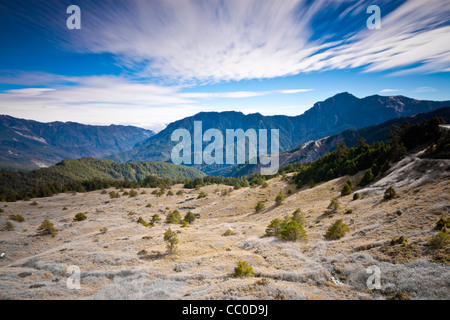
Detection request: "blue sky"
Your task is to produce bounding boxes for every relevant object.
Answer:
[0,0,449,131]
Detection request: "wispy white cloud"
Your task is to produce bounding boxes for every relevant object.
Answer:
[0,75,312,130]
[56,0,450,82]
[380,89,401,94]
[414,86,438,93]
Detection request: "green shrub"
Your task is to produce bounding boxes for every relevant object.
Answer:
[353,193,360,201]
[30,201,38,206]
[176,190,183,196]
[99,227,108,234]
[255,201,265,213]
[164,228,179,254]
[122,191,129,196]
[435,217,450,231]
[73,212,87,222]
[166,210,182,224]
[223,229,235,236]
[140,190,147,195]
[180,221,189,228]
[291,209,306,225]
[325,219,348,240]
[390,235,408,246]
[280,220,307,241]
[9,214,25,223]
[261,181,269,188]
[326,197,341,214]
[341,182,352,196]
[428,229,450,248]
[197,191,207,199]
[384,186,397,200]
[128,211,137,216]
[275,192,286,206]
[149,214,161,226]
[359,169,374,186]
[146,203,152,208]
[167,191,174,196]
[0,208,3,213]
[183,211,196,224]
[234,260,253,277]
[37,219,58,237]
[109,191,120,199]
[345,209,353,214]
[265,218,283,237]
[137,217,149,227]
[129,190,138,197]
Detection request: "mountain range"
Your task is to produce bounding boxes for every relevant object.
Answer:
[0,115,154,170]
[107,92,450,174]
[2,92,449,175]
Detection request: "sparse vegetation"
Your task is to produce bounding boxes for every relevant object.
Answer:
[359,168,374,186]
[223,229,235,236]
[73,212,87,222]
[234,260,253,277]
[341,182,352,196]
[176,190,183,196]
[183,211,196,224]
[129,189,138,197]
[197,191,207,199]
[384,186,397,200]
[326,197,341,215]
[325,219,348,240]
[164,228,179,255]
[109,191,120,199]
[353,193,360,201]
[428,229,450,248]
[30,201,38,206]
[434,217,450,231]
[275,192,286,206]
[255,201,265,213]
[149,214,161,226]
[390,235,408,246]
[167,190,174,196]
[166,210,182,224]
[137,217,149,227]
[9,214,24,223]
[99,227,108,234]
[37,219,58,238]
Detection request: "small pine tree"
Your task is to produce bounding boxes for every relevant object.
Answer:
[166,210,182,224]
[37,219,58,238]
[325,219,348,240]
[164,228,179,254]
[359,169,374,186]
[341,182,352,196]
[326,197,341,214]
[234,260,253,277]
[384,186,397,200]
[353,193,360,201]
[255,201,265,213]
[291,209,306,225]
[149,214,161,226]
[265,218,283,237]
[280,220,307,241]
[184,211,196,224]
[275,192,286,206]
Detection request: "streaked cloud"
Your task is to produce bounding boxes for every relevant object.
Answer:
[55,0,450,82]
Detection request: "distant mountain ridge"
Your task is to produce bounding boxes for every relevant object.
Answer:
[216,107,450,177]
[0,115,154,170]
[108,92,450,174]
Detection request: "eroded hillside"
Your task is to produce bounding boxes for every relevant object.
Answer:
[0,156,449,300]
